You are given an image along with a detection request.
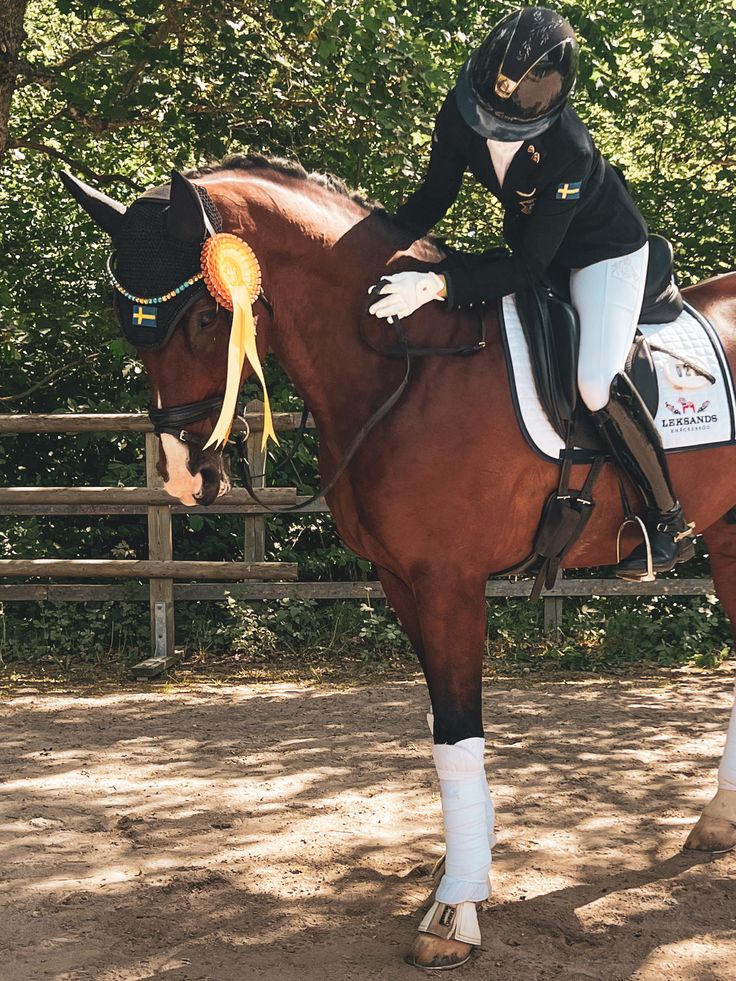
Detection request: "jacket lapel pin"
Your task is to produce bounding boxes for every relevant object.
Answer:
[516,188,537,215]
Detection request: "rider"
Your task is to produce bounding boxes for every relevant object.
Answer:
[368,6,694,580]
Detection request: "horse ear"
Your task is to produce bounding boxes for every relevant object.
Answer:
[166,171,206,244]
[59,171,126,238]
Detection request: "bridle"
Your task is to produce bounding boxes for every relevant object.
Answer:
[147,286,487,513]
[146,288,327,512]
[147,289,274,447]
[149,393,226,446]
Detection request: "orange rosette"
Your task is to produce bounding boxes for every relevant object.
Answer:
[201,233,261,310]
[199,233,278,452]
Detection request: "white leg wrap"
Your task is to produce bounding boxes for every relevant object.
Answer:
[433,738,492,905]
[717,680,736,792]
[427,712,496,852]
[484,773,498,851]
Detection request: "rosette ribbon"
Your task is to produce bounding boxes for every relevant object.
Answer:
[200,232,279,451]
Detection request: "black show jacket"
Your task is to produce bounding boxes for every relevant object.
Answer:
[393,91,648,310]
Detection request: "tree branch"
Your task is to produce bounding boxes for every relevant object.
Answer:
[17,28,133,88]
[16,107,65,140]
[118,20,173,99]
[6,138,142,189]
[63,104,159,133]
[0,351,102,403]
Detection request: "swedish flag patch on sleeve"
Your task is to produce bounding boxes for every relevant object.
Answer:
[556,181,582,201]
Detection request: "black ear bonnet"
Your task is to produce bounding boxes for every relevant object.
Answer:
[110,184,223,349]
[60,170,224,349]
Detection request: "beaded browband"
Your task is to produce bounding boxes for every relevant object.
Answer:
[106,253,203,306]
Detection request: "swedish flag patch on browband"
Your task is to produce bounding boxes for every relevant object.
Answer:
[556,181,582,201]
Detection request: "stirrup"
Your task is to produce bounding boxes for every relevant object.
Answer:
[616,515,654,581]
[418,900,481,947]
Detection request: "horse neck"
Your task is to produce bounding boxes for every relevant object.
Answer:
[222,177,435,452]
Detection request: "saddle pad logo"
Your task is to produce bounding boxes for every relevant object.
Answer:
[665,397,712,417]
[661,361,717,433]
[500,295,735,462]
[556,181,581,201]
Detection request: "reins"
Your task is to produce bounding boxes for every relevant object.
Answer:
[232,318,413,513]
[149,289,486,513]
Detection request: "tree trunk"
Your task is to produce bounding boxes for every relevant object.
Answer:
[0,0,28,160]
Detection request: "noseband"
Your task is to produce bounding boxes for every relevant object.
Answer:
[149,394,225,447]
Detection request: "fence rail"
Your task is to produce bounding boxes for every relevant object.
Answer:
[0,578,715,602]
[0,404,313,676]
[0,411,309,434]
[0,407,715,677]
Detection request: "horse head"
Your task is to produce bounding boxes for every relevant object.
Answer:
[61,156,454,507]
[61,168,274,506]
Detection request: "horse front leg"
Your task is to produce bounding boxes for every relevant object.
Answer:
[405,570,494,971]
[375,564,425,663]
[685,514,736,853]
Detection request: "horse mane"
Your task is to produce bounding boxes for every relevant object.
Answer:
[185,153,381,212]
[185,152,445,262]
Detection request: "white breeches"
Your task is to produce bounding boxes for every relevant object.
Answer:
[718,679,736,792]
[570,242,650,412]
[433,737,495,905]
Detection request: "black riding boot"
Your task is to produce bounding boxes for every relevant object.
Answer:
[593,372,695,581]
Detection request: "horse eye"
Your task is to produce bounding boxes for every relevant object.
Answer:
[197,309,217,329]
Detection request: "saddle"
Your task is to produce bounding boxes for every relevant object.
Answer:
[519,234,684,448]
[509,234,697,597]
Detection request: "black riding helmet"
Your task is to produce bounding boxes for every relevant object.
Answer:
[456,6,579,142]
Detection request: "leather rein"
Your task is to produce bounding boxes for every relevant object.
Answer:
[148,289,486,513]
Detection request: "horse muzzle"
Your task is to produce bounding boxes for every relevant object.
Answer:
[193,458,230,506]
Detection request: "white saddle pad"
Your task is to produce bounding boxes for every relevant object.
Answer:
[500,295,736,462]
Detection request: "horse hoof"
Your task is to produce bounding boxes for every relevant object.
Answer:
[684,815,736,854]
[406,933,473,971]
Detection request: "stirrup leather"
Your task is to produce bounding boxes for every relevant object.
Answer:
[418,901,481,947]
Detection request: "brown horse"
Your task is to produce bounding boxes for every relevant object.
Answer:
[66,157,736,968]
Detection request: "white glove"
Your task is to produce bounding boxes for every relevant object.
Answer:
[368,271,446,321]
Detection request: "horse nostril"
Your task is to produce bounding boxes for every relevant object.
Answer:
[194,465,222,504]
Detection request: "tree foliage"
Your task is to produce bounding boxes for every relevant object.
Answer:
[0,1,734,655]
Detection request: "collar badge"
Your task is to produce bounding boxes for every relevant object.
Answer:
[516,187,537,215]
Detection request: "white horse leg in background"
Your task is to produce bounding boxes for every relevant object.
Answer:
[687,677,736,852]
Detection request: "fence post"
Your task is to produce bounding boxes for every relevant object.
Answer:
[243,399,267,563]
[139,432,176,674]
[543,597,564,638]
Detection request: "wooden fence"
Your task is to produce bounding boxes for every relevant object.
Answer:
[0,406,715,677]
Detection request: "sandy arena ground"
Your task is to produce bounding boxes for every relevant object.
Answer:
[1,671,735,980]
